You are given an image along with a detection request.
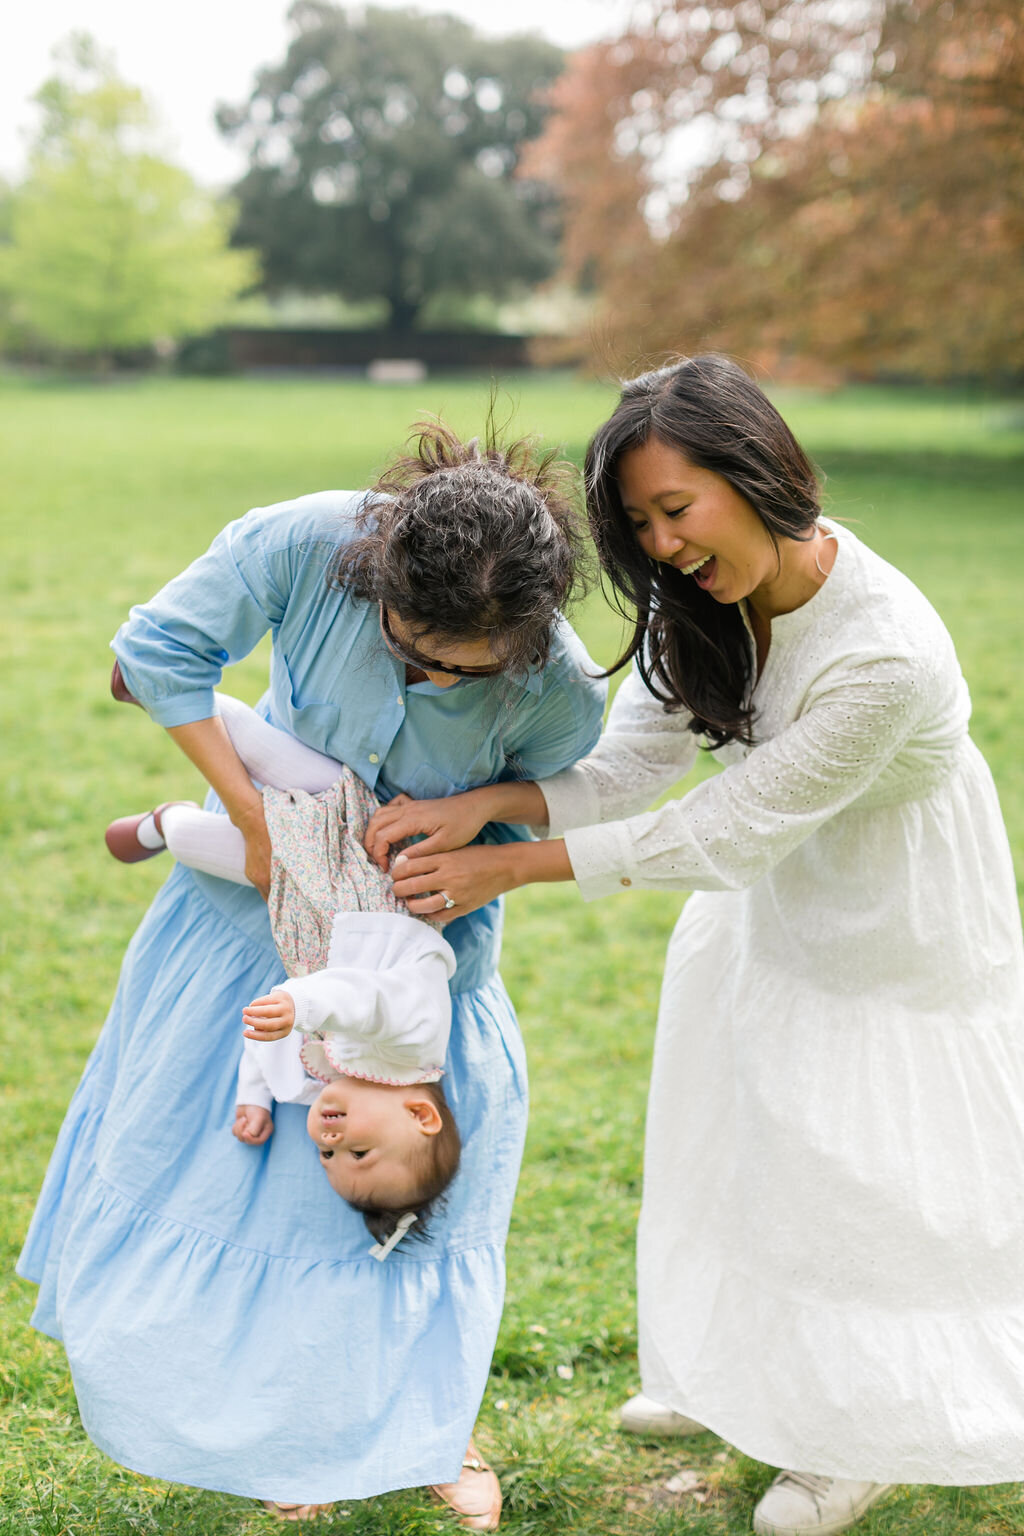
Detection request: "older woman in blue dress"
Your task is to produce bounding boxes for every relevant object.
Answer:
[18,425,605,1526]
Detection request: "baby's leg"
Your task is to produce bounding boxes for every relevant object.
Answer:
[215,694,342,794]
[133,699,344,884]
[161,805,252,886]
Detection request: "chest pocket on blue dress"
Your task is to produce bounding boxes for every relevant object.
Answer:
[400,739,515,801]
[274,655,342,756]
[401,763,470,800]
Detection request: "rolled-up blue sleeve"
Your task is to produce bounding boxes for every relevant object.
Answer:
[503,670,605,784]
[111,510,292,728]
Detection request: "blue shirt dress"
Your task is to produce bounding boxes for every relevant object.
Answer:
[18,492,606,1505]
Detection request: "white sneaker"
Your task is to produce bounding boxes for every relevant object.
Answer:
[619,1393,707,1436]
[753,1471,892,1535]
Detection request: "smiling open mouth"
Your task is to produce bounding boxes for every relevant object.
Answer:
[680,554,717,589]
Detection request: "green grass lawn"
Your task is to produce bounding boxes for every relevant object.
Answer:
[1,371,1022,1535]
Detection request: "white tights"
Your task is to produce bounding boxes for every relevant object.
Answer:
[160,694,343,886]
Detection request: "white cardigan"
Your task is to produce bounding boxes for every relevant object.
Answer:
[237,912,456,1107]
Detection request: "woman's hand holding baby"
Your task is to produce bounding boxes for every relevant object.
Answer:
[237,800,273,899]
[167,716,274,898]
[242,990,296,1041]
[391,837,573,921]
[364,789,492,869]
[363,781,551,871]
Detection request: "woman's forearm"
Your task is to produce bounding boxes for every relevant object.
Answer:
[166,717,262,828]
[506,836,574,887]
[392,833,575,918]
[167,716,272,895]
[469,779,550,827]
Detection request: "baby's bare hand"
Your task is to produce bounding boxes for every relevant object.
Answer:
[233,1104,274,1144]
[242,991,295,1041]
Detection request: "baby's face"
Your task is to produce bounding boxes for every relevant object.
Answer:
[306,1076,435,1207]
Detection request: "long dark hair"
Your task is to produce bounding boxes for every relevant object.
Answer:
[333,419,590,673]
[585,355,822,747]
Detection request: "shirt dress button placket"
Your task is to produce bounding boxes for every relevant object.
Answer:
[361,689,405,788]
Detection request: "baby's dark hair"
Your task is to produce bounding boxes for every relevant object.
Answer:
[331,417,591,673]
[348,1081,461,1246]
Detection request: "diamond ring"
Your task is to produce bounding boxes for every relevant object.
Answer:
[441,892,457,910]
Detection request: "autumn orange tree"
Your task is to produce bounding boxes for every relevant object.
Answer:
[530,0,1023,379]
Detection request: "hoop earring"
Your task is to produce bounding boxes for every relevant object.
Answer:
[815,528,838,576]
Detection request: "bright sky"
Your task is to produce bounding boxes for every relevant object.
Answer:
[3,0,636,187]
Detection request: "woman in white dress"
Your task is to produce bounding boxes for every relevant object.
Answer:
[363,356,1024,1536]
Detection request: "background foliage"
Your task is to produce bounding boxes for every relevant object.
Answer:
[528,0,1024,379]
[1,3,1020,378]
[0,37,256,362]
[217,1,564,332]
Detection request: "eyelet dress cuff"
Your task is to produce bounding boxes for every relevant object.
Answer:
[537,766,602,840]
[563,819,641,901]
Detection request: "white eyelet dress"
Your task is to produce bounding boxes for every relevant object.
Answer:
[539,522,1024,1485]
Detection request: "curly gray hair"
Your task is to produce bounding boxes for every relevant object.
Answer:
[332,419,591,672]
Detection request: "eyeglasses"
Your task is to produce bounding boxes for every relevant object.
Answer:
[379,605,506,679]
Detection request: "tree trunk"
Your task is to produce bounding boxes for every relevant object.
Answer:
[387,295,421,334]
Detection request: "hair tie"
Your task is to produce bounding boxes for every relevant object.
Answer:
[815,527,839,575]
[369,1211,418,1262]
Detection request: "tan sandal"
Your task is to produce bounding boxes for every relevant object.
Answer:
[429,1440,501,1531]
[261,1500,334,1522]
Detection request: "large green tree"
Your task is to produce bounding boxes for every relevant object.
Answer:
[0,36,257,361]
[217,1,564,331]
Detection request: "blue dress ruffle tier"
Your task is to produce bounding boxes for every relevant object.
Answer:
[19,862,526,1502]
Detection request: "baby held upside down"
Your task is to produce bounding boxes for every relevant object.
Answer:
[105,692,462,1254]
[231,916,462,1250]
